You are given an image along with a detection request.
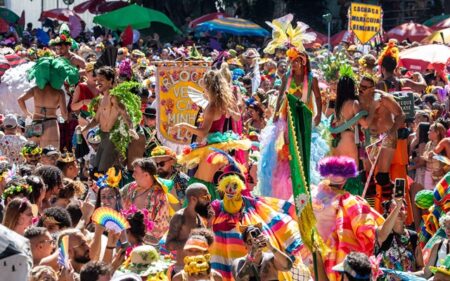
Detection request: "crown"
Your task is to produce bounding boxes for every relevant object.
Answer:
[58,149,76,163]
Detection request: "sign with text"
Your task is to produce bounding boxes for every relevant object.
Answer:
[156,61,210,144]
[349,2,382,44]
[392,91,415,121]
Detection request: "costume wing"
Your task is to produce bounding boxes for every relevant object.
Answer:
[187,86,209,109]
[287,22,316,52]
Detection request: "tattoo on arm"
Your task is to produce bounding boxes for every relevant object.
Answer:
[165,214,186,251]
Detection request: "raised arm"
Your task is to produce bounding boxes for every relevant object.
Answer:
[401,72,426,93]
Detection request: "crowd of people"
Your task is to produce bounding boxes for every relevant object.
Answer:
[2,12,450,281]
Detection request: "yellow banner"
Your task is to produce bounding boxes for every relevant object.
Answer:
[156,61,210,144]
[349,2,382,44]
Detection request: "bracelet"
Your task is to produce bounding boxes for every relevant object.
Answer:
[106,245,115,249]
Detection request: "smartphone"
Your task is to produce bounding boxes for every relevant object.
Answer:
[394,178,405,198]
[249,228,261,239]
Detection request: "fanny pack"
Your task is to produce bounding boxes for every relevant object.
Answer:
[25,121,43,138]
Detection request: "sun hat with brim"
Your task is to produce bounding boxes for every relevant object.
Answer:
[119,245,173,277]
[184,236,209,251]
[151,146,176,159]
[430,255,450,276]
[332,258,371,280]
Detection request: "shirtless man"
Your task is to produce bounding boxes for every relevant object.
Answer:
[376,53,426,93]
[81,66,133,172]
[232,225,293,281]
[359,75,405,190]
[18,84,68,149]
[165,183,212,275]
[54,35,86,69]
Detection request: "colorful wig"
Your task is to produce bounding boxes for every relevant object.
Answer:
[318,156,358,179]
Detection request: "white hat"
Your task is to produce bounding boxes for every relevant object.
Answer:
[3,114,18,128]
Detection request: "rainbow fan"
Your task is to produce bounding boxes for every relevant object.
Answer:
[92,207,130,232]
[57,235,69,268]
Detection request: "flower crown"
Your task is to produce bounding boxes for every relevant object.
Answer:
[52,34,73,46]
[96,167,122,189]
[21,146,42,156]
[121,204,154,232]
[2,184,32,200]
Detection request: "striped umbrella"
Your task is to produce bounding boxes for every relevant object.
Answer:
[196,17,269,37]
[0,54,26,78]
[189,12,228,28]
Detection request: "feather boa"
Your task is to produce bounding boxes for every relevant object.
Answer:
[0,61,35,114]
[256,120,278,197]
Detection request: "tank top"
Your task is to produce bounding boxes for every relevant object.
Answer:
[209,115,227,133]
[77,83,95,112]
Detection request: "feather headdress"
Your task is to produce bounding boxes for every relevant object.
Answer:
[264,14,316,55]
[378,40,399,67]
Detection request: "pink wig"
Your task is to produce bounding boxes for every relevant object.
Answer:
[318,156,357,179]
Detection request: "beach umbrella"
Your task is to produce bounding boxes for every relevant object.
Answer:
[387,22,432,42]
[93,4,180,33]
[421,27,450,43]
[96,1,128,13]
[0,7,19,23]
[189,12,228,29]
[423,14,450,27]
[305,28,327,48]
[40,8,81,22]
[432,17,450,30]
[399,44,450,72]
[196,17,269,37]
[0,18,8,34]
[74,0,105,13]
[0,53,26,78]
[331,30,355,46]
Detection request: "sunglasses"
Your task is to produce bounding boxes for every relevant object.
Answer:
[199,194,211,201]
[156,159,171,167]
[359,84,374,91]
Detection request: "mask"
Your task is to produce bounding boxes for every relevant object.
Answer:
[184,254,210,276]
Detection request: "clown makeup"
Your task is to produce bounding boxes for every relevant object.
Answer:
[225,182,240,199]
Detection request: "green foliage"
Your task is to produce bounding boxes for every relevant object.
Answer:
[109,81,143,158]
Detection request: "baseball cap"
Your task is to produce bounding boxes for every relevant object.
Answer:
[3,114,18,128]
[42,145,60,157]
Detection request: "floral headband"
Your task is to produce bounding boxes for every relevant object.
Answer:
[2,184,32,200]
[21,146,42,156]
[52,34,73,45]
[121,204,154,232]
